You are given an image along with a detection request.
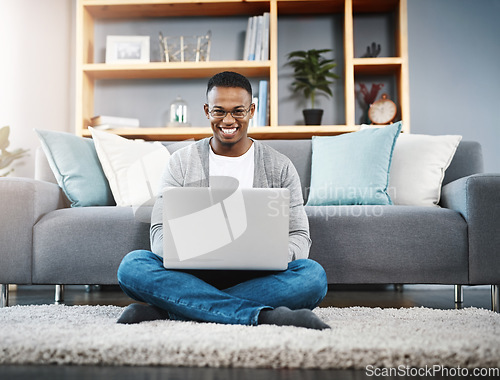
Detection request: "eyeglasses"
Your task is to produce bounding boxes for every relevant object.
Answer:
[207,105,253,119]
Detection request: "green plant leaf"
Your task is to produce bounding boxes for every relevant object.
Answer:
[313,49,332,55]
[287,50,307,59]
[285,48,339,107]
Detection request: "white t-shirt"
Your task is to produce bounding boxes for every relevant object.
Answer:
[209,143,255,188]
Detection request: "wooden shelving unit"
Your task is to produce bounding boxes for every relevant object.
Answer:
[82,61,272,80]
[76,0,409,140]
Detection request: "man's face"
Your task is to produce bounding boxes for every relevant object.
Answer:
[204,86,255,155]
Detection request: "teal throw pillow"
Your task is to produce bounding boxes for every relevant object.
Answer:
[306,122,402,206]
[35,129,115,207]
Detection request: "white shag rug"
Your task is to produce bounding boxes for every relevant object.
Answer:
[0,305,499,369]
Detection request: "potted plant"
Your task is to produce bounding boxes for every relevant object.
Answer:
[286,49,339,125]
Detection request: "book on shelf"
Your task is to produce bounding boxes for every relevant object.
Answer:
[243,12,270,61]
[249,96,259,128]
[244,16,256,60]
[257,80,268,127]
[254,16,263,61]
[250,80,268,128]
[90,115,140,129]
[261,13,270,61]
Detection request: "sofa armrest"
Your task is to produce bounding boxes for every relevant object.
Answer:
[441,173,500,284]
[0,178,66,284]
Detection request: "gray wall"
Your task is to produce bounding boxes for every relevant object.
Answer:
[407,0,500,172]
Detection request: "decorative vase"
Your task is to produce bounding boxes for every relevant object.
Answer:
[167,96,189,127]
[303,109,324,125]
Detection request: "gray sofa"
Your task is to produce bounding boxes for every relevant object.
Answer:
[1,139,499,310]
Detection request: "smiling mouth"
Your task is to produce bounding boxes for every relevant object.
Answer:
[220,127,238,136]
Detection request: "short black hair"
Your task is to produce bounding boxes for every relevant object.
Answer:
[206,71,252,99]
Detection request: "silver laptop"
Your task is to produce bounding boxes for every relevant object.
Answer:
[162,185,290,270]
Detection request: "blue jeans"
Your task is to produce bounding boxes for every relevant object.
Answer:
[117,250,328,326]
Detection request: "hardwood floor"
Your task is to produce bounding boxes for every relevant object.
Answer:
[0,284,494,380]
[5,283,493,310]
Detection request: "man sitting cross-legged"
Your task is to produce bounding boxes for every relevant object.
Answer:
[117,71,329,330]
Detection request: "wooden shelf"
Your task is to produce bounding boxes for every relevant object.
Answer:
[353,57,403,74]
[83,61,272,80]
[83,0,271,18]
[352,0,400,13]
[277,0,345,14]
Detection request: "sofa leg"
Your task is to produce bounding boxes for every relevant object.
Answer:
[454,285,463,304]
[1,284,8,308]
[55,285,64,304]
[394,284,403,292]
[85,285,101,293]
[492,285,500,313]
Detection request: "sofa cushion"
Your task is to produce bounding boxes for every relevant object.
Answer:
[35,129,114,207]
[307,122,402,206]
[32,206,152,284]
[388,134,462,206]
[306,205,469,284]
[90,128,171,207]
[261,139,312,201]
[442,141,484,185]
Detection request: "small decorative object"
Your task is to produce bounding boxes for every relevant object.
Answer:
[0,126,29,177]
[167,96,189,127]
[368,93,398,125]
[362,42,381,58]
[359,83,384,106]
[358,83,384,124]
[105,36,150,64]
[159,31,211,62]
[286,49,339,125]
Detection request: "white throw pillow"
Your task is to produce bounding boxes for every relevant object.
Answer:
[90,127,170,207]
[388,134,462,206]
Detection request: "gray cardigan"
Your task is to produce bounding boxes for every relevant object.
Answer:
[150,138,311,262]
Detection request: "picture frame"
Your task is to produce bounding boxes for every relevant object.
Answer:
[105,35,150,64]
